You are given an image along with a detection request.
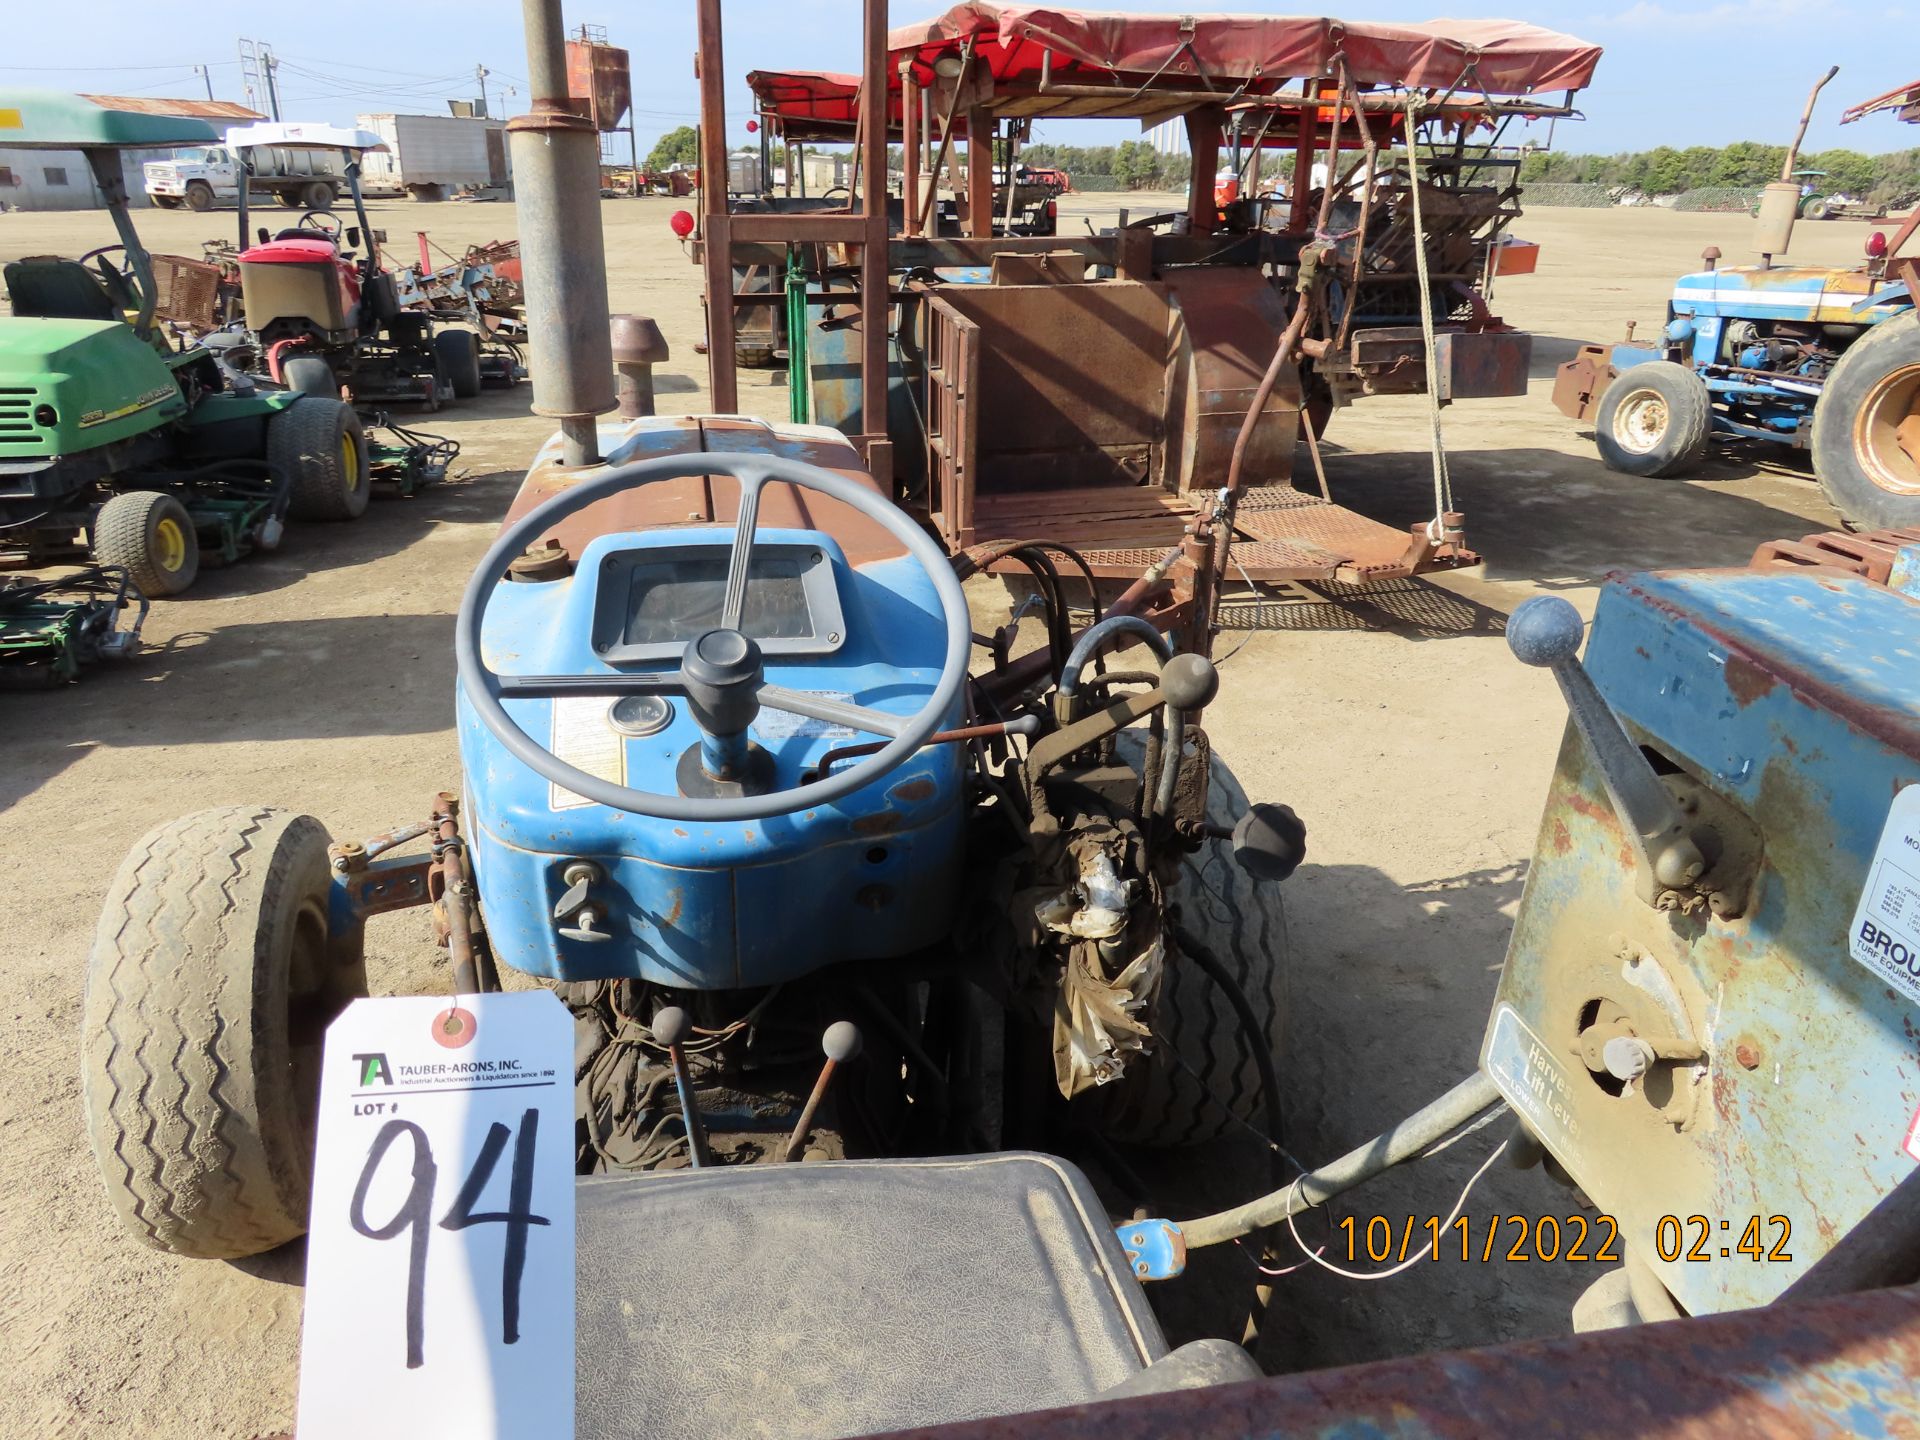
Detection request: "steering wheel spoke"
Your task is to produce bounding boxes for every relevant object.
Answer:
[757,684,909,739]
[720,468,769,632]
[497,671,684,699]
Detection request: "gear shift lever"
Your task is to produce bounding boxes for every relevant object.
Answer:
[1506,596,1708,909]
[652,1005,712,1168]
[784,1021,862,1162]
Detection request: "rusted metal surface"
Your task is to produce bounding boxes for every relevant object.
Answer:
[74,94,263,121]
[1553,342,1616,422]
[1751,526,1920,587]
[873,1283,1920,1439]
[1484,565,1920,1316]
[429,792,484,994]
[1166,267,1302,495]
[502,415,907,567]
[1432,329,1531,401]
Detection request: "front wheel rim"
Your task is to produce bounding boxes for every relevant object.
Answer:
[341,431,361,493]
[1853,361,1920,496]
[154,516,188,572]
[1613,390,1670,454]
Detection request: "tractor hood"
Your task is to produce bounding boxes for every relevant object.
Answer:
[1669,265,1907,326]
[0,319,184,460]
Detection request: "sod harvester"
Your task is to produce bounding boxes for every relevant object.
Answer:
[0,95,370,600]
[75,6,1920,1435]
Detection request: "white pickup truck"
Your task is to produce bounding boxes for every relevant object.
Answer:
[143,140,341,212]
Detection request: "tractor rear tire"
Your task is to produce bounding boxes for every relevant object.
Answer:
[83,807,367,1259]
[1811,311,1920,531]
[434,328,484,399]
[1803,196,1831,221]
[282,355,336,398]
[184,182,213,212]
[1593,361,1712,478]
[1083,741,1290,1148]
[95,490,200,597]
[272,398,370,522]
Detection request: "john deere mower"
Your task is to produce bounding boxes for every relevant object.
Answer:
[0,94,369,598]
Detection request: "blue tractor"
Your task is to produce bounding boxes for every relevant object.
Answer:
[1554,70,1920,531]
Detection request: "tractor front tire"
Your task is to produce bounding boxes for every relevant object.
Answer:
[1811,311,1920,531]
[1593,361,1712,478]
[95,490,200,597]
[83,807,367,1259]
[1083,741,1290,1147]
[272,398,370,522]
[434,328,484,400]
[184,181,214,213]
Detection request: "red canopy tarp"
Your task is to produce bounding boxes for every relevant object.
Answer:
[888,6,1601,97]
[746,69,978,140]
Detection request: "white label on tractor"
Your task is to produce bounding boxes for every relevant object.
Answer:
[550,695,625,810]
[1482,1003,1583,1154]
[1850,785,1920,1007]
[753,690,859,743]
[297,993,575,1440]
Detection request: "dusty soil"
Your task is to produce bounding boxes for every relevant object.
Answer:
[0,192,1867,1436]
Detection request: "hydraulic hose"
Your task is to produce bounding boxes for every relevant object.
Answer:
[1056,615,1173,710]
[1179,1070,1506,1249]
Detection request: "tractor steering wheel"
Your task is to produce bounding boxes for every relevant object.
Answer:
[456,453,970,822]
[298,211,344,239]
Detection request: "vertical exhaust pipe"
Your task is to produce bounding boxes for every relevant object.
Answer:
[510,0,616,467]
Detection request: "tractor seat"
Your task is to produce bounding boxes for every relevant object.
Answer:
[272,228,334,245]
[575,1152,1255,1439]
[3,256,121,322]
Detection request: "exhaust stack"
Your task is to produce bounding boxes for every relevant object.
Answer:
[510,0,616,466]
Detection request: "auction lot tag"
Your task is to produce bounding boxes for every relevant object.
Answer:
[1851,785,1920,1007]
[297,992,574,1440]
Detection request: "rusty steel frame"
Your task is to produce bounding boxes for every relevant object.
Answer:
[875,1281,1920,1439]
[697,0,890,476]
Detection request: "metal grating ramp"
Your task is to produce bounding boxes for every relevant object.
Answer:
[969,484,1477,583]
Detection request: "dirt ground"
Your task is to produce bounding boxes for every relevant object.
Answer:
[0,192,1869,1436]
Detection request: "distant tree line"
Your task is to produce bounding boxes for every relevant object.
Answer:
[1021,141,1193,190]
[1521,143,1920,205]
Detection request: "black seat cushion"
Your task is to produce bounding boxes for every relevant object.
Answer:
[575,1152,1167,1440]
[3,257,117,321]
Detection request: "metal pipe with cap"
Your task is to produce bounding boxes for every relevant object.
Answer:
[510,0,617,467]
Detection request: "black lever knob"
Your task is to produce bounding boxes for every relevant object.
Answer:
[1231,803,1308,882]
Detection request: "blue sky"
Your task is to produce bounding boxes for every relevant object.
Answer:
[3,0,1915,159]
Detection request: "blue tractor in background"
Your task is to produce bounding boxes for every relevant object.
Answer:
[1554,68,1920,531]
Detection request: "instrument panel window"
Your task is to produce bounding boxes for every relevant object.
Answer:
[591,541,845,663]
[624,553,813,645]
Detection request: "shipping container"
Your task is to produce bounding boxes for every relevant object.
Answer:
[354,114,511,199]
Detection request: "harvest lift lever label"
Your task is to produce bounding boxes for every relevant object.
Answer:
[298,992,575,1440]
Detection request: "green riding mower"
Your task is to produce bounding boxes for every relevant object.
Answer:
[0,94,369,598]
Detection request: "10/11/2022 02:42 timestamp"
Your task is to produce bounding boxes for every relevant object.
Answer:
[1336,1214,1793,1264]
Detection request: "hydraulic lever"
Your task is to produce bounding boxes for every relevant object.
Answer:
[1506,596,1708,909]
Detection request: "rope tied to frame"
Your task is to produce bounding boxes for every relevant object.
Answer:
[1401,89,1456,543]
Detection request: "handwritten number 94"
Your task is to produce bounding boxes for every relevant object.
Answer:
[348,1110,550,1369]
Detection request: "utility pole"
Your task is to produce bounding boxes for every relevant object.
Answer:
[238,39,280,121]
[193,65,214,102]
[475,64,491,119]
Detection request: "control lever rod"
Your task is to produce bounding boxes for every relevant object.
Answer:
[784,1021,862,1162]
[652,1006,712,1168]
[1506,596,1706,906]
